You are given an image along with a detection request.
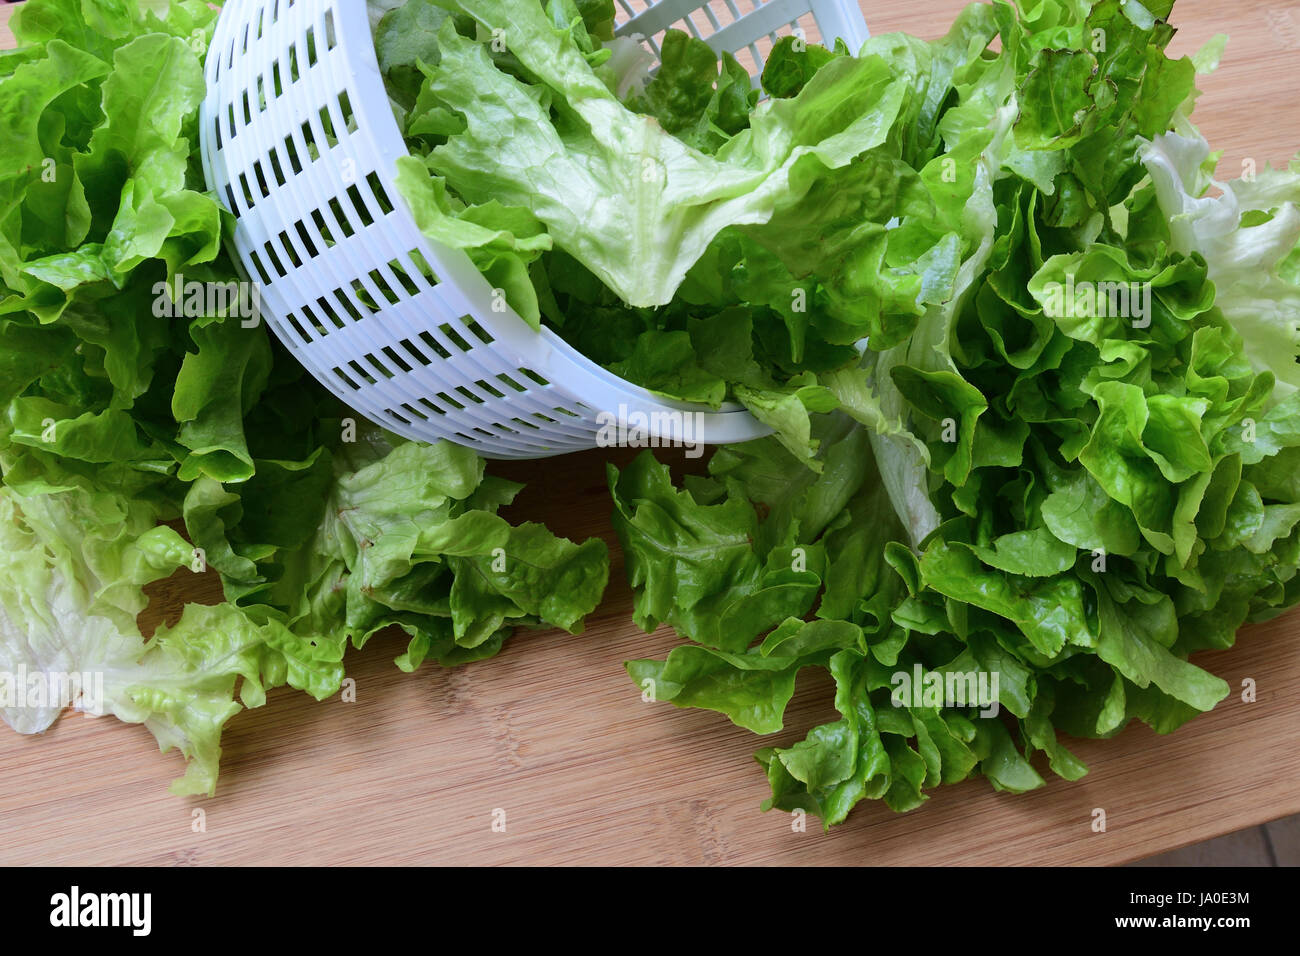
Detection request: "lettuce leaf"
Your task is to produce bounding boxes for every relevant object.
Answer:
[400,0,911,308]
[0,0,610,794]
[614,0,1300,827]
[0,480,344,795]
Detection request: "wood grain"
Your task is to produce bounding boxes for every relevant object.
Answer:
[1,1,1299,867]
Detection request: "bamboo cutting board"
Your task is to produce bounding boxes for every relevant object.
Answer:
[2,1,1299,867]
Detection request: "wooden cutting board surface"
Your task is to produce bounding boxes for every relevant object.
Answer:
[2,1,1299,867]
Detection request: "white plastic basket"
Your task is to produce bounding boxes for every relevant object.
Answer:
[199,0,871,458]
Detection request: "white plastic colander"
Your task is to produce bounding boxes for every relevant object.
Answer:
[198,0,871,458]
